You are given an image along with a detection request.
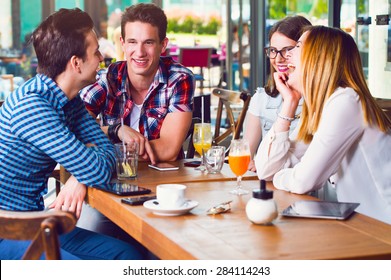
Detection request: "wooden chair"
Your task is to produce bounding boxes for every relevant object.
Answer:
[50,165,71,196]
[0,74,14,106]
[0,209,76,259]
[1,74,15,92]
[193,94,211,123]
[50,167,62,196]
[375,97,391,125]
[212,88,251,154]
[179,47,212,92]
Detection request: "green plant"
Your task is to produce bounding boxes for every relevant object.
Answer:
[203,16,221,35]
[168,17,180,33]
[180,15,194,33]
[167,14,222,35]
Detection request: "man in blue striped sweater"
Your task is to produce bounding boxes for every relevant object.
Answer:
[0,8,144,259]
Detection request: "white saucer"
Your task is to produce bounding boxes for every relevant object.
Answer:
[143,199,198,216]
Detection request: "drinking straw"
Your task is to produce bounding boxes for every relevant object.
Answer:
[201,95,204,125]
[121,94,127,156]
[201,95,205,144]
[121,117,126,159]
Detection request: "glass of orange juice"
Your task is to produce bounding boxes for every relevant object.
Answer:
[228,139,250,195]
[192,123,212,171]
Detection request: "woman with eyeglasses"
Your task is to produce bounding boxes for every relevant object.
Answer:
[244,16,312,172]
[255,25,391,224]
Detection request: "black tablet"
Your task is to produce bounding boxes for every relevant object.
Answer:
[281,200,360,220]
[93,182,151,196]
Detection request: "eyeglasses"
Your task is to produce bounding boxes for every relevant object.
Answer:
[264,46,295,59]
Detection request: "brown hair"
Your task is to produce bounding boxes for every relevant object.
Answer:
[264,15,312,97]
[121,3,167,42]
[297,25,391,143]
[32,8,94,79]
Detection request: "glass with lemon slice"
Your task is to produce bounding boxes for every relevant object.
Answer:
[114,142,139,179]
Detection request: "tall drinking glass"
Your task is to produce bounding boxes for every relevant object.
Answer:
[228,139,250,195]
[192,123,212,171]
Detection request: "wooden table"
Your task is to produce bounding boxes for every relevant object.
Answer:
[52,160,257,195]
[126,160,258,185]
[86,179,391,260]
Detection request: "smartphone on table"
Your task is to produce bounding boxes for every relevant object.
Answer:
[121,196,157,206]
[184,160,202,167]
[93,182,151,196]
[148,162,179,171]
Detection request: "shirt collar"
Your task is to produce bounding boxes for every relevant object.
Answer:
[111,58,170,99]
[154,58,168,86]
[36,74,70,109]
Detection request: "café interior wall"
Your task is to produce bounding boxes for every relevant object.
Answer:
[368,0,391,99]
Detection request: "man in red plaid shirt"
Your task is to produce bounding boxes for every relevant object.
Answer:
[80,3,195,163]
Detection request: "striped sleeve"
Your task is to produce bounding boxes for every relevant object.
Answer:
[10,95,115,186]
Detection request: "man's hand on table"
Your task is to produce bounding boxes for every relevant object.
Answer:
[118,125,156,164]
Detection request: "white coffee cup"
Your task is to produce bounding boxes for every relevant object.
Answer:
[156,184,186,209]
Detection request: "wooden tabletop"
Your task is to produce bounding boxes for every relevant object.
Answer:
[86,179,391,260]
[126,160,258,185]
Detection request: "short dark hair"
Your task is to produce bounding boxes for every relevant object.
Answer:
[121,3,167,42]
[265,16,312,97]
[32,8,94,79]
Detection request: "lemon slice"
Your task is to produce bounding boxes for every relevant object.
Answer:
[122,162,134,176]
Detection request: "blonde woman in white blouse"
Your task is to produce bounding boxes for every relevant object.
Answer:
[255,26,391,224]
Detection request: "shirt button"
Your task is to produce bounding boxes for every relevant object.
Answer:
[158,114,161,118]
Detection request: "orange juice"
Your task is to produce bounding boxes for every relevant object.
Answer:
[228,155,250,176]
[193,142,211,156]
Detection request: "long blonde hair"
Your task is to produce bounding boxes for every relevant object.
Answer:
[297,26,391,143]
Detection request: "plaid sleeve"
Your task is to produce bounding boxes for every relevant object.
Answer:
[79,71,109,116]
[168,72,195,113]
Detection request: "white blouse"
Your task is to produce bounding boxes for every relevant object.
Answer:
[255,87,391,224]
[247,87,302,138]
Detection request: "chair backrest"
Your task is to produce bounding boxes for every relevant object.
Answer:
[0,209,77,259]
[50,165,71,196]
[193,94,211,123]
[0,74,14,102]
[178,47,212,68]
[375,97,391,125]
[1,74,14,92]
[212,88,251,154]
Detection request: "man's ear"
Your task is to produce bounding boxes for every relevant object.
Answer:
[70,55,82,73]
[161,37,169,55]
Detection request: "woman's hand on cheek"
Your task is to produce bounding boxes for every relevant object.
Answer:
[273,72,290,93]
[273,72,301,104]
